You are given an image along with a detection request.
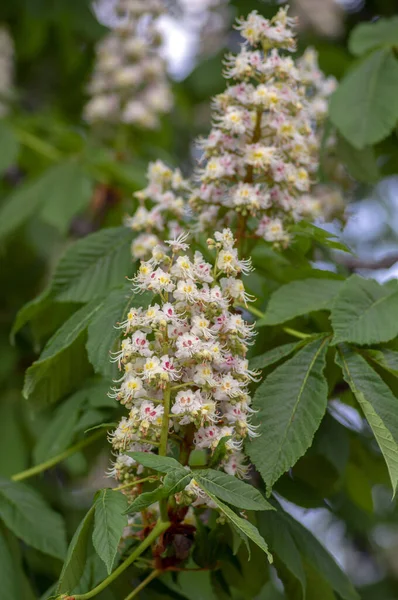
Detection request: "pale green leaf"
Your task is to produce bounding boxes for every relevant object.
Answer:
[331,275,398,346]
[195,469,273,511]
[336,346,398,494]
[247,336,330,492]
[0,478,67,559]
[92,489,128,574]
[203,491,272,562]
[349,16,398,56]
[258,280,342,326]
[57,506,95,594]
[53,227,134,303]
[329,49,398,149]
[127,452,186,474]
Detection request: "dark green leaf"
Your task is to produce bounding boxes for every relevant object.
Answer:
[249,342,303,371]
[0,120,19,175]
[127,452,186,474]
[208,436,232,468]
[248,336,330,492]
[0,478,67,559]
[331,275,398,346]
[195,469,273,511]
[57,506,95,594]
[336,134,380,184]
[363,348,398,376]
[336,346,398,494]
[126,470,192,513]
[92,489,128,574]
[0,526,24,600]
[330,49,398,149]
[258,280,342,326]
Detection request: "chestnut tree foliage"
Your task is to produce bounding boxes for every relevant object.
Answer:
[1,1,398,599]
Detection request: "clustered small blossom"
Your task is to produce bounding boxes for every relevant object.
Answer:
[0,27,14,118]
[108,230,259,507]
[124,160,189,260]
[190,8,329,247]
[84,0,173,128]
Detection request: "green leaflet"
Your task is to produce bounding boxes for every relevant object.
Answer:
[349,16,398,56]
[194,469,273,511]
[363,348,398,377]
[0,477,67,560]
[126,470,193,513]
[22,301,100,407]
[92,489,128,574]
[0,526,24,600]
[331,275,398,346]
[248,336,330,492]
[257,279,342,326]
[336,346,398,495]
[57,506,95,594]
[127,452,187,474]
[0,121,19,176]
[202,490,272,563]
[329,48,398,149]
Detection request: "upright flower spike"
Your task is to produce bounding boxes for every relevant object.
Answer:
[0,27,14,117]
[108,229,258,509]
[84,0,173,128]
[190,7,331,247]
[124,160,190,260]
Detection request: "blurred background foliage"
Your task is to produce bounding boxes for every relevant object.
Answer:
[1,0,398,598]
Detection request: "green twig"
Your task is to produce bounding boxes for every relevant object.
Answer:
[71,521,169,600]
[123,569,162,600]
[282,327,312,340]
[11,430,106,482]
[113,476,159,492]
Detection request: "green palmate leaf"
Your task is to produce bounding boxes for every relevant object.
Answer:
[330,275,398,346]
[92,489,128,574]
[0,162,92,241]
[363,348,398,377]
[0,526,24,600]
[0,478,67,559]
[248,336,330,492]
[329,48,398,149]
[23,301,100,406]
[349,16,398,56]
[87,287,151,379]
[336,346,398,494]
[336,134,380,184]
[57,506,95,594]
[33,388,87,464]
[203,491,272,562]
[249,340,310,371]
[126,470,193,513]
[127,452,186,474]
[257,279,342,326]
[0,120,19,175]
[258,505,359,600]
[53,226,134,303]
[194,469,273,511]
[39,162,93,234]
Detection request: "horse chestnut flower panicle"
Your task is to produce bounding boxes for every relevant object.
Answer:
[108,229,260,508]
[84,0,173,128]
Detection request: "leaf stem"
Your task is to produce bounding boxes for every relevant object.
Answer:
[11,429,106,482]
[113,476,159,492]
[72,521,169,600]
[14,128,62,161]
[236,303,265,319]
[123,569,162,600]
[282,327,312,340]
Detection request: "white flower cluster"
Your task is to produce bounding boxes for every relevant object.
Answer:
[108,229,259,506]
[190,8,327,247]
[125,160,189,260]
[84,0,173,128]
[0,27,14,118]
